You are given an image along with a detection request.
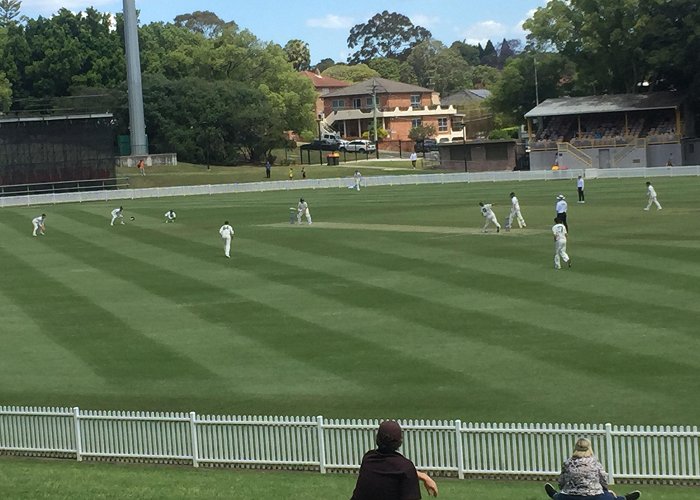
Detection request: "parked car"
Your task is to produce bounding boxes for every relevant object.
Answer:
[341,139,376,153]
[414,138,438,153]
[320,133,346,146]
[300,140,340,152]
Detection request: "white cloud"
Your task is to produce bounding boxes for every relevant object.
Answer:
[306,15,354,30]
[410,14,440,29]
[460,20,507,46]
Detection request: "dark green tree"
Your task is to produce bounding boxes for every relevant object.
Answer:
[480,40,498,67]
[450,41,481,65]
[283,39,310,71]
[321,64,379,83]
[173,11,236,38]
[0,0,21,28]
[313,58,335,73]
[346,11,431,64]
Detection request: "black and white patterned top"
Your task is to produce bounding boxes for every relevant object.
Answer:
[558,456,609,496]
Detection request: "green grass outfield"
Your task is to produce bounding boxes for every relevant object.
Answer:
[0,457,695,500]
[0,176,699,423]
[1,175,699,498]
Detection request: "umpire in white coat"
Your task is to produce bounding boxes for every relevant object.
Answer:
[555,195,568,230]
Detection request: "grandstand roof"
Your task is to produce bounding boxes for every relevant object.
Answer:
[524,92,682,118]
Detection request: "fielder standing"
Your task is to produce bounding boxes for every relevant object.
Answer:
[32,213,46,236]
[577,175,585,203]
[479,202,501,233]
[507,192,526,229]
[353,170,362,191]
[555,195,568,230]
[644,181,662,210]
[110,206,125,226]
[297,198,312,225]
[164,209,177,223]
[552,217,571,269]
[219,221,234,258]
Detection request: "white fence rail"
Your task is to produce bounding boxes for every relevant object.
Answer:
[1,406,698,483]
[2,166,699,208]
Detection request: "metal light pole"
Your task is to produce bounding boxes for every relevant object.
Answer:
[123,0,148,155]
[316,115,323,165]
[461,121,468,172]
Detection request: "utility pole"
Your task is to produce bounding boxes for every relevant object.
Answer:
[534,56,540,106]
[123,0,148,155]
[372,79,379,158]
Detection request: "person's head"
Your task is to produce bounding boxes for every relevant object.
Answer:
[224,220,229,225]
[376,420,403,453]
[556,194,565,201]
[578,175,582,179]
[509,192,515,198]
[119,206,123,210]
[41,213,46,218]
[572,438,594,458]
[646,181,651,186]
[479,202,484,207]
[300,198,304,203]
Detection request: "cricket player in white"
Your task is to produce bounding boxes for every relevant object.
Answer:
[507,192,526,229]
[110,206,124,226]
[164,210,176,223]
[577,176,585,203]
[644,181,662,210]
[219,221,234,258]
[479,202,500,233]
[552,217,571,269]
[297,198,312,224]
[32,214,46,236]
[353,170,362,191]
[555,195,568,230]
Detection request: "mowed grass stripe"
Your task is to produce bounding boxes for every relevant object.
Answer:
[0,288,106,394]
[31,211,371,401]
[48,208,496,414]
[0,214,216,384]
[240,233,695,405]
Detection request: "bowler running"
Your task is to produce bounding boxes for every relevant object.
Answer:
[479,202,501,233]
[219,221,234,258]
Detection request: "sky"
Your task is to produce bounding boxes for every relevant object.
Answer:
[19,0,548,64]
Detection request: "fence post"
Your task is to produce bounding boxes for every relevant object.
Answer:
[190,411,199,468]
[317,415,326,474]
[73,407,83,462]
[605,422,615,484]
[455,419,464,479]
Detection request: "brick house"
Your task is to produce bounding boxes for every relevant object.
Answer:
[301,71,351,117]
[321,77,462,142]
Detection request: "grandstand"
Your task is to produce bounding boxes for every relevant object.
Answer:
[524,92,693,170]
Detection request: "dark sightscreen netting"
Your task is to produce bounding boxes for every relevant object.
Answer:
[0,116,116,188]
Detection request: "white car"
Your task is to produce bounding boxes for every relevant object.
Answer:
[341,140,376,153]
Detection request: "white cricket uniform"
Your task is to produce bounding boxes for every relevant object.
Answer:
[552,222,570,269]
[577,178,585,190]
[219,224,234,258]
[645,185,662,210]
[110,208,124,226]
[353,172,362,191]
[164,210,176,222]
[297,201,312,224]
[480,204,501,232]
[508,196,526,228]
[32,215,45,236]
[555,199,568,215]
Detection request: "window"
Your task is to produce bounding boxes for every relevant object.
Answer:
[410,94,421,108]
[352,98,362,109]
[411,118,422,128]
[437,118,448,132]
[366,97,374,108]
[332,99,345,110]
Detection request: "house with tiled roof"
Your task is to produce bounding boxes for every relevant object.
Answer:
[321,77,462,142]
[301,71,351,116]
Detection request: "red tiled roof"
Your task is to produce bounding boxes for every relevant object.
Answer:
[301,71,350,89]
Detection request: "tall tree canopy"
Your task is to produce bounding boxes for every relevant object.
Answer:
[321,64,379,83]
[0,0,21,27]
[283,39,310,71]
[346,11,431,64]
[173,10,236,38]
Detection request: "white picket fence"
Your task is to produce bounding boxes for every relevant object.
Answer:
[2,165,699,208]
[1,406,698,483]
